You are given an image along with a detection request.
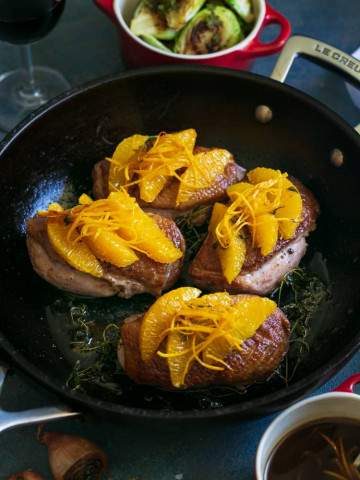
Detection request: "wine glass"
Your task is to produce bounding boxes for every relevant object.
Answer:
[0,0,69,131]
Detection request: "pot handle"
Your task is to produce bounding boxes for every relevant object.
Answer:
[0,366,80,434]
[271,35,360,87]
[334,373,360,394]
[94,0,116,22]
[243,3,291,57]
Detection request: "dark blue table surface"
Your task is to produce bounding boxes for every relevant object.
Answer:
[0,1,359,478]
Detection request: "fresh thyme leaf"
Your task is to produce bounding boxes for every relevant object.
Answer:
[175,205,211,261]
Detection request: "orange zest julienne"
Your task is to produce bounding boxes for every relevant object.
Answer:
[38,190,183,276]
[107,129,230,205]
[211,167,303,284]
[141,289,276,388]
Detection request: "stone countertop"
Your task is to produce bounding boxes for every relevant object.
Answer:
[0,0,359,478]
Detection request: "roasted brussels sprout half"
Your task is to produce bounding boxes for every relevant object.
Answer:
[140,34,172,51]
[223,0,254,22]
[130,0,177,40]
[165,0,207,30]
[174,6,243,55]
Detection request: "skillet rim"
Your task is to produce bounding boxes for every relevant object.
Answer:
[0,65,359,420]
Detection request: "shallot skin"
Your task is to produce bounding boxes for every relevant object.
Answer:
[39,429,108,480]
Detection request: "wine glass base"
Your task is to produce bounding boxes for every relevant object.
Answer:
[0,66,70,132]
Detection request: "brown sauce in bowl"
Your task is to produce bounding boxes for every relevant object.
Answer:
[266,418,360,480]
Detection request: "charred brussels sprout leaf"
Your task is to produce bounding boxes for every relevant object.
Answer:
[130,0,177,40]
[165,0,207,30]
[140,34,172,52]
[174,6,242,54]
[223,0,254,22]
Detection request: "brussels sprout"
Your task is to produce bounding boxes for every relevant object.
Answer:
[165,0,207,30]
[174,6,243,55]
[223,0,254,23]
[130,0,177,40]
[140,34,172,52]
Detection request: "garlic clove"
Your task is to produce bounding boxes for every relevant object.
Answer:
[7,470,45,480]
[38,429,107,480]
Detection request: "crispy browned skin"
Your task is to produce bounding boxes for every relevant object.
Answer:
[92,147,246,216]
[119,298,290,389]
[188,179,320,295]
[26,214,185,298]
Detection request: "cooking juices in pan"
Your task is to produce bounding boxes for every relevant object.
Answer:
[265,418,360,480]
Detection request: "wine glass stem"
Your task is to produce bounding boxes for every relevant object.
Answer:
[19,45,42,100]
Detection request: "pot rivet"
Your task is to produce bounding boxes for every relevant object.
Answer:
[255,105,273,124]
[330,148,344,167]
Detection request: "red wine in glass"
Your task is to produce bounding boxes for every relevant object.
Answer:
[0,0,69,131]
[0,0,66,44]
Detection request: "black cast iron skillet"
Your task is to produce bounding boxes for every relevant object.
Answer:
[0,36,359,423]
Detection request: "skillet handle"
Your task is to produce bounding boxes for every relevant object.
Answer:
[271,35,360,88]
[0,366,80,434]
[0,406,79,434]
[334,373,360,394]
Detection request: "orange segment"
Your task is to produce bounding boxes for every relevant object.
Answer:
[132,213,183,263]
[176,148,232,205]
[218,235,246,284]
[108,192,183,263]
[247,167,292,188]
[167,292,232,387]
[227,181,271,216]
[208,202,227,235]
[205,296,277,365]
[230,296,277,341]
[78,193,93,205]
[167,330,192,388]
[140,287,201,362]
[173,128,197,150]
[203,336,230,369]
[109,134,148,191]
[276,189,303,239]
[188,291,232,308]
[138,174,168,204]
[47,220,103,277]
[85,230,138,268]
[47,202,64,212]
[254,213,278,256]
[226,181,253,199]
[138,129,197,203]
[157,128,196,153]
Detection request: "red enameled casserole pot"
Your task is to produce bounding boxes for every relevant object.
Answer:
[95,0,291,69]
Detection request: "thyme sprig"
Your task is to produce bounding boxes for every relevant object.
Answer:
[66,305,122,393]
[272,267,331,384]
